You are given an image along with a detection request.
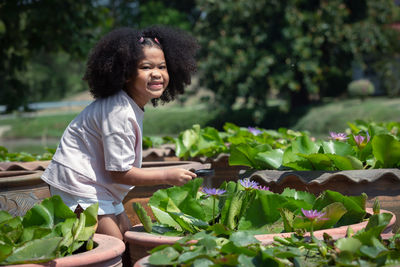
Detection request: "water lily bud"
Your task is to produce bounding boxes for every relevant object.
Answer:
[346,226,354,237]
[373,198,380,215]
[318,243,327,257]
[86,236,94,250]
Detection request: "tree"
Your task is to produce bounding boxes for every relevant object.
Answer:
[194,0,400,119]
[0,0,109,112]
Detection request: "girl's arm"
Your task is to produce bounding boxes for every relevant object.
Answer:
[109,167,197,186]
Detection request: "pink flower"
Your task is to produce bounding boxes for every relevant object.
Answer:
[353,132,370,149]
[329,132,348,142]
[300,208,329,222]
[258,185,270,191]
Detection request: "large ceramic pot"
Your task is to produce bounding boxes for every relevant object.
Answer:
[0,170,50,217]
[242,168,400,231]
[124,208,395,264]
[122,161,211,225]
[4,233,125,267]
[133,231,397,267]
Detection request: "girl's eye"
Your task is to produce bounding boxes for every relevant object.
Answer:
[159,65,167,69]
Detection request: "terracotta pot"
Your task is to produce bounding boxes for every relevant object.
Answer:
[4,233,125,267]
[122,161,211,226]
[132,229,397,267]
[125,208,395,264]
[0,170,50,217]
[242,168,400,232]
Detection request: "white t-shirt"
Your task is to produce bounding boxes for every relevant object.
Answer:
[41,90,144,202]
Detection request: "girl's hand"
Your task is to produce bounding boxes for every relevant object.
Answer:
[163,168,197,186]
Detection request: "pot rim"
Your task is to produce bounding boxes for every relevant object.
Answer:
[133,231,398,267]
[4,233,125,267]
[125,208,396,245]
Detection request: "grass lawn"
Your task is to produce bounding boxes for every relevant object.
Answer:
[0,104,217,153]
[293,97,400,138]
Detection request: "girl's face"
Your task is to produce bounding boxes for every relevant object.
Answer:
[126,46,169,108]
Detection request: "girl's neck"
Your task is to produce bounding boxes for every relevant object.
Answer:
[124,89,145,111]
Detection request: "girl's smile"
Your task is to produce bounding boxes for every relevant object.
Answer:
[125,46,169,108]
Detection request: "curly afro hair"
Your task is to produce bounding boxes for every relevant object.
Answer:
[83,25,199,106]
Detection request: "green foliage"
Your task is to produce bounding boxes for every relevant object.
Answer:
[133,178,367,236]
[0,195,98,265]
[347,79,375,98]
[195,0,400,115]
[0,1,109,112]
[0,146,54,162]
[174,123,305,160]
[230,121,400,170]
[148,212,396,266]
[293,98,400,137]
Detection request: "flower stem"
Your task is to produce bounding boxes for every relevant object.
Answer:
[310,221,314,238]
[212,196,216,225]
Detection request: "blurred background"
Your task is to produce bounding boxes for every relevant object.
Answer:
[1,0,400,154]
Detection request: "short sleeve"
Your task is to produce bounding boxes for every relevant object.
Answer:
[103,133,136,171]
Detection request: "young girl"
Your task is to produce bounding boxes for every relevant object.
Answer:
[41,25,199,241]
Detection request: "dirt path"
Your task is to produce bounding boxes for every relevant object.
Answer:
[0,125,11,137]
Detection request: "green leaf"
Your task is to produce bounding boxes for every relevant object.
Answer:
[293,202,347,231]
[254,149,284,169]
[322,140,356,157]
[149,246,180,265]
[297,153,335,171]
[335,237,362,253]
[3,237,63,265]
[0,244,13,263]
[291,135,320,154]
[168,212,208,234]
[150,206,182,231]
[0,211,13,224]
[359,237,388,258]
[133,202,153,233]
[230,231,260,247]
[372,134,400,168]
[325,154,363,170]
[280,188,316,205]
[313,190,366,226]
[191,258,214,267]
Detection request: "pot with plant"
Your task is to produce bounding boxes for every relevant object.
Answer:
[0,195,125,267]
[174,123,303,188]
[122,160,211,225]
[124,177,395,263]
[231,121,400,231]
[134,208,397,267]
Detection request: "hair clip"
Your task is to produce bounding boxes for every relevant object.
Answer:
[154,38,160,45]
[139,37,144,43]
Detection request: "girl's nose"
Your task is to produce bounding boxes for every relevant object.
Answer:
[151,70,161,78]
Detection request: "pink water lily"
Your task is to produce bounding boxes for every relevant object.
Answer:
[301,208,329,222]
[329,132,348,142]
[301,208,329,238]
[353,132,370,149]
[258,185,270,191]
